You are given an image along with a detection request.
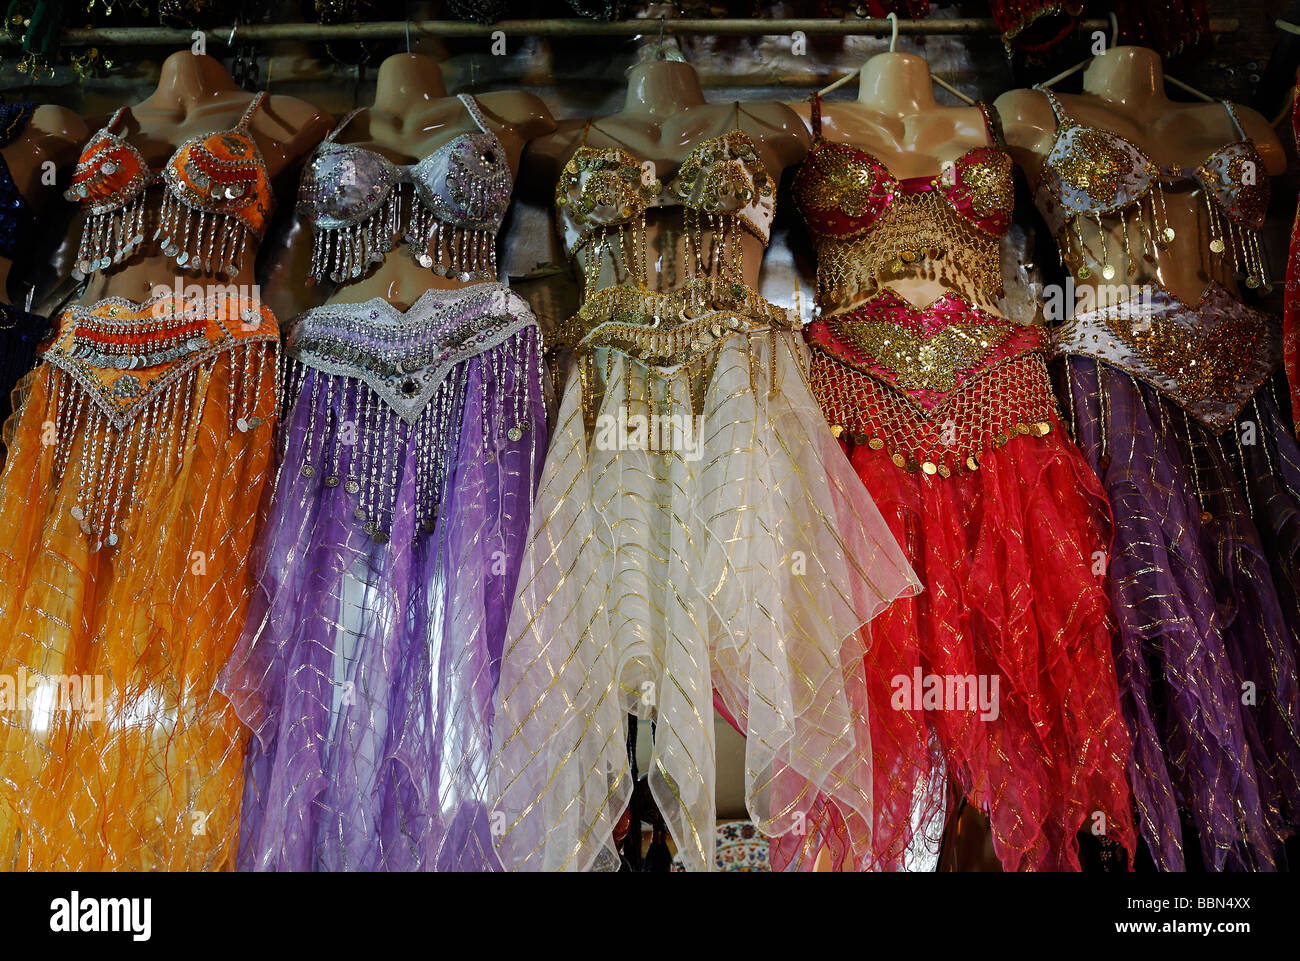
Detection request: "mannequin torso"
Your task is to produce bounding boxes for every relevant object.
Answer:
[0,105,86,304]
[307,53,555,313]
[75,51,332,307]
[527,59,809,294]
[996,46,1285,307]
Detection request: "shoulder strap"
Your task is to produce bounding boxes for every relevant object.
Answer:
[810,92,823,138]
[1033,85,1069,126]
[976,100,1006,149]
[1221,100,1248,140]
[458,93,492,135]
[326,107,365,144]
[104,106,130,135]
[237,92,267,130]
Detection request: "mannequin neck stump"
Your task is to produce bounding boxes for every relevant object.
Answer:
[857,52,939,116]
[373,54,448,112]
[1082,46,1169,108]
[623,61,706,118]
[153,51,241,106]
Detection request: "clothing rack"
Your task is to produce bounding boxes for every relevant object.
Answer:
[0,17,1240,47]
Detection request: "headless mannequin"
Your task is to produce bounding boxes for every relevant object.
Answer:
[0,105,86,305]
[996,45,1286,308]
[525,57,809,294]
[76,50,332,308]
[790,52,1003,315]
[300,52,555,314]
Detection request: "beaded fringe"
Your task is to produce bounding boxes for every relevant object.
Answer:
[45,339,277,553]
[308,184,497,285]
[72,194,147,279]
[810,349,1058,478]
[283,325,539,544]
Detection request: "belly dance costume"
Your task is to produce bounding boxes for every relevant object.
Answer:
[488,106,920,872]
[0,95,279,870]
[791,94,1135,872]
[219,95,546,871]
[1034,87,1300,870]
[1285,79,1300,425]
[0,103,48,438]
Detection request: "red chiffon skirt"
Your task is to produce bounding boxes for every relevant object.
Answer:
[773,426,1136,872]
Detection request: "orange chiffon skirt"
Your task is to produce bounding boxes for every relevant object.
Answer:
[0,292,278,870]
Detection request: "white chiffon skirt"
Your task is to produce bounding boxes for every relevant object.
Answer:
[488,327,920,871]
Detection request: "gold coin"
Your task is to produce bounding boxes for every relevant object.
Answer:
[830,424,844,438]
[904,458,921,473]
[892,453,907,469]
[937,464,951,478]
[1101,265,1116,280]
[868,437,885,450]
[966,455,980,471]
[1077,266,1092,280]
[1209,238,1225,253]
[1161,227,1176,243]
[921,461,937,475]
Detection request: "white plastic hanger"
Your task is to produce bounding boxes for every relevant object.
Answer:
[818,13,976,106]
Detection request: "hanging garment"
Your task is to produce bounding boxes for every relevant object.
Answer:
[1034,89,1300,870]
[0,290,279,870]
[0,102,47,436]
[488,105,920,873]
[1284,77,1300,428]
[221,285,546,871]
[220,100,544,871]
[788,93,1136,873]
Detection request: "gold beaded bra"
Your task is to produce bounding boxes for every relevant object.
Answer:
[1032,87,1271,289]
[552,104,794,399]
[792,94,1014,312]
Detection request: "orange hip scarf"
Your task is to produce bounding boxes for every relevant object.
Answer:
[0,291,278,870]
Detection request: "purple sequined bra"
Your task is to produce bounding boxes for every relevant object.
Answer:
[297,94,513,285]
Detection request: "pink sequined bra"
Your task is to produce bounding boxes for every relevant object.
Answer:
[792,95,1014,309]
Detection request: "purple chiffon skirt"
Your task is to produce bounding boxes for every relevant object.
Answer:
[1065,357,1300,871]
[221,285,547,871]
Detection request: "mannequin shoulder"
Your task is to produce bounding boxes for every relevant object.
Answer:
[28,105,89,145]
[526,119,590,166]
[517,119,590,195]
[475,91,557,142]
[1229,102,1287,174]
[992,88,1058,141]
[252,94,335,158]
[6,105,89,169]
[737,101,811,167]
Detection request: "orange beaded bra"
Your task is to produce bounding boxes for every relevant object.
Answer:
[1032,87,1271,289]
[65,93,274,280]
[792,93,1014,309]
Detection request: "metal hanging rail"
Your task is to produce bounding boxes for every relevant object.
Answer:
[0,17,1240,47]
